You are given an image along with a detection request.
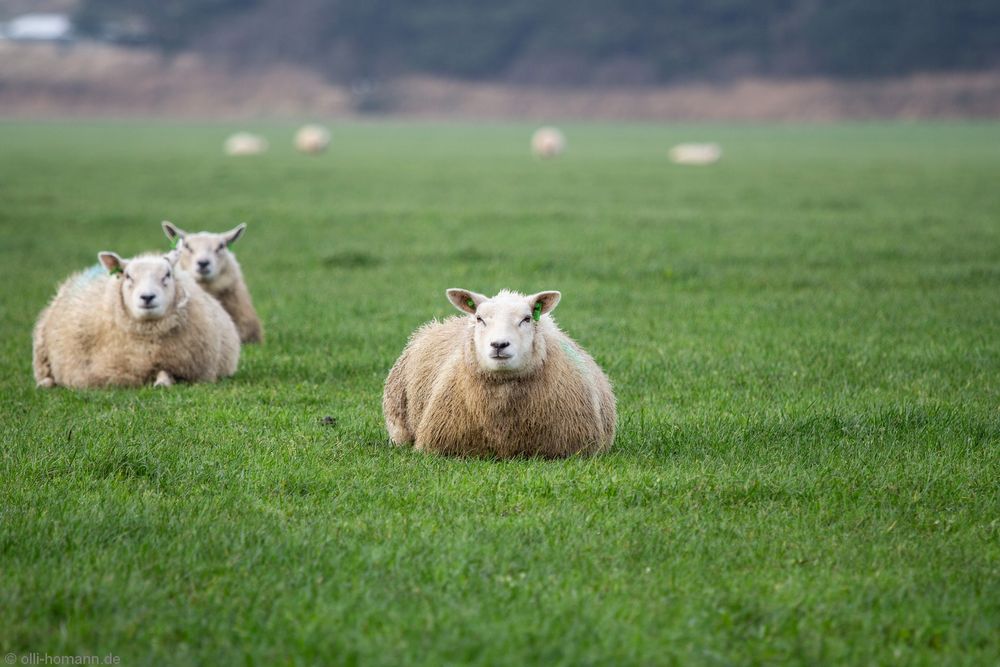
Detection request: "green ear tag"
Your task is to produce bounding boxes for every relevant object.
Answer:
[174,236,182,250]
[466,298,475,310]
[108,266,123,276]
[533,301,543,321]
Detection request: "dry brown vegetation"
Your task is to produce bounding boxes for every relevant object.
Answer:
[2,41,999,119]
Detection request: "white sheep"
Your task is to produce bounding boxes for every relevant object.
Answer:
[669,142,722,165]
[224,132,268,156]
[383,289,616,458]
[295,124,331,154]
[161,221,263,344]
[531,126,566,158]
[32,251,240,389]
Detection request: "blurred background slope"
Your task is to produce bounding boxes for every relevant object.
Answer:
[2,0,999,118]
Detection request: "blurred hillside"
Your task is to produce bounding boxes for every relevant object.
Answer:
[3,41,999,120]
[73,0,1000,84]
[2,0,999,118]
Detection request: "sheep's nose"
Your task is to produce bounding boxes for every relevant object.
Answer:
[140,293,156,305]
[197,260,210,269]
[490,341,510,350]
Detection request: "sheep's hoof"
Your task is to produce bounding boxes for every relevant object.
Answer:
[154,371,174,388]
[37,377,55,389]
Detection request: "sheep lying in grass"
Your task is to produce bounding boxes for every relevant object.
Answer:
[669,142,722,165]
[162,221,263,344]
[383,289,616,458]
[531,126,566,158]
[33,251,240,389]
[295,124,331,154]
[225,132,268,156]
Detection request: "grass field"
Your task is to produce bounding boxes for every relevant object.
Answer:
[1,121,998,666]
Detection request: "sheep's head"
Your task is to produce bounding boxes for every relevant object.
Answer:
[447,288,561,374]
[99,251,179,321]
[162,221,245,285]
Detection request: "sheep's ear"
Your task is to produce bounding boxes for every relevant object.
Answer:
[528,291,561,319]
[165,249,180,266]
[446,288,487,315]
[162,221,186,243]
[223,223,246,246]
[98,251,125,275]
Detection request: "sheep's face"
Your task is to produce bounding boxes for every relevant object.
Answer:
[99,252,179,321]
[447,288,561,374]
[162,222,245,285]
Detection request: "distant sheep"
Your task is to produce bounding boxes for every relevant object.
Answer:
[383,289,616,457]
[162,221,263,344]
[295,124,331,154]
[225,132,268,156]
[531,127,566,158]
[669,143,721,165]
[33,251,240,389]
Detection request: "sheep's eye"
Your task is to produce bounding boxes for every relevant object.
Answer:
[217,243,225,252]
[521,316,532,325]
[476,317,485,325]
[124,273,132,281]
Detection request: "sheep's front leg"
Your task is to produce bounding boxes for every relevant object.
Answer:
[154,370,174,388]
[382,359,414,445]
[33,322,55,388]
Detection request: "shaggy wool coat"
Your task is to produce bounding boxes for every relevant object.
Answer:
[33,264,240,388]
[190,256,263,344]
[383,315,616,458]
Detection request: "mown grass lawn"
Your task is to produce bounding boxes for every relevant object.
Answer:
[1,121,998,666]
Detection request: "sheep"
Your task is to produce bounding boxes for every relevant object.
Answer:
[669,142,722,165]
[295,124,331,154]
[531,126,566,159]
[382,288,616,458]
[224,132,268,156]
[161,221,263,344]
[32,250,240,389]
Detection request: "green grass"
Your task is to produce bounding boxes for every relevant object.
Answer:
[1,120,998,666]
